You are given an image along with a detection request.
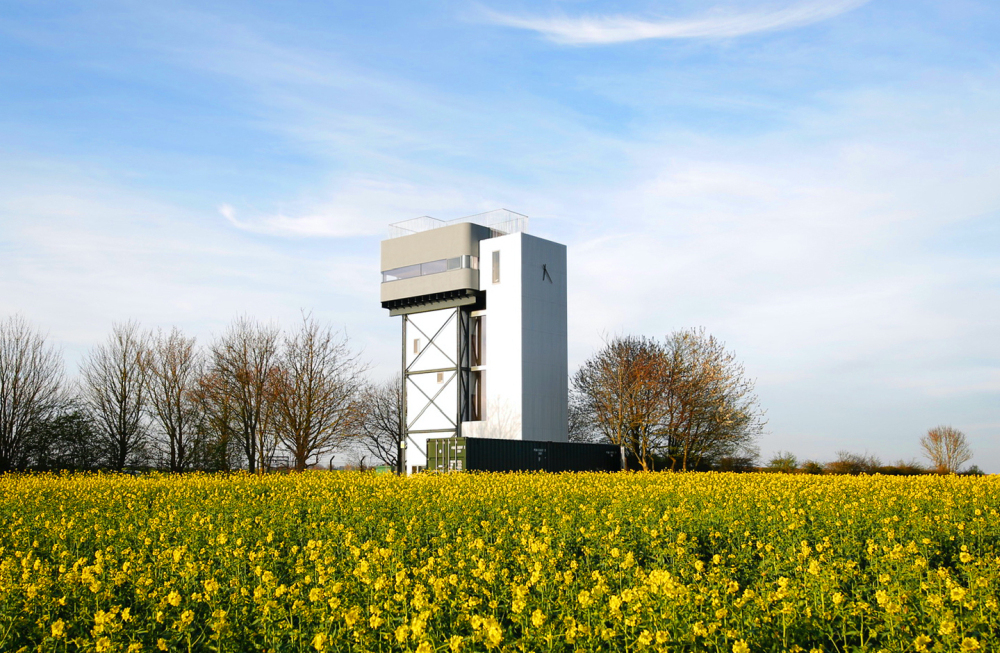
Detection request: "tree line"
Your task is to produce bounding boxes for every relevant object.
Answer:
[0,316,774,473]
[1,316,763,474]
[764,426,979,476]
[1,313,975,475]
[0,314,402,473]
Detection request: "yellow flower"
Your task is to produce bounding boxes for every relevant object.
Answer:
[416,642,432,653]
[96,637,111,652]
[157,639,168,651]
[733,640,750,653]
[960,551,973,563]
[167,590,181,607]
[636,630,653,648]
[309,587,323,602]
[531,609,545,628]
[577,589,592,607]
[914,635,932,651]
[961,638,981,652]
[395,624,409,643]
[449,635,463,652]
[312,632,327,651]
[484,618,503,649]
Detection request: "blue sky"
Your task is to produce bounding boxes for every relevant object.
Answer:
[1,0,998,470]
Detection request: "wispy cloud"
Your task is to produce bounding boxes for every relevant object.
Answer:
[219,178,492,239]
[482,0,871,45]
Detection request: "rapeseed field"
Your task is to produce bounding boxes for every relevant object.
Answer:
[0,472,996,652]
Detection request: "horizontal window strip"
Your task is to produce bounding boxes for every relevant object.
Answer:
[382,255,478,282]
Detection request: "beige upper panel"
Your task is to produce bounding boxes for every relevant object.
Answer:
[380,222,492,271]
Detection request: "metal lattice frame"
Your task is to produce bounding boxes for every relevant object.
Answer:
[400,308,472,472]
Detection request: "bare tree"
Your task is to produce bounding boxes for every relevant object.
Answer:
[192,370,242,471]
[356,375,404,470]
[80,321,151,470]
[207,317,280,473]
[0,315,64,471]
[572,335,668,470]
[145,327,204,472]
[567,387,600,443]
[660,328,765,471]
[272,315,365,471]
[921,425,972,474]
[572,329,765,471]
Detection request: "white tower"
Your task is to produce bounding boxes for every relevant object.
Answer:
[380,210,568,474]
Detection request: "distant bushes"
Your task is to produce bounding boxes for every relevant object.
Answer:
[763,450,985,476]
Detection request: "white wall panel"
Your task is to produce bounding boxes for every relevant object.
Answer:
[472,232,567,442]
[478,234,523,439]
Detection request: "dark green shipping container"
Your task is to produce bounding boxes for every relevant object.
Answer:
[426,437,623,473]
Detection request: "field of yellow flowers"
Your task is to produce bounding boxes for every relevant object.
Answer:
[0,472,997,652]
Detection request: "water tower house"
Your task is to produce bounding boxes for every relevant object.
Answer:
[380,210,568,474]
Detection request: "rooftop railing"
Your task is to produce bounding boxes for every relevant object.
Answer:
[388,208,528,239]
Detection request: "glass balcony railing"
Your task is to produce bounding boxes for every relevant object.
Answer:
[387,209,528,240]
[382,255,479,283]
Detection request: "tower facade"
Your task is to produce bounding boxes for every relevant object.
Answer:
[380,210,568,474]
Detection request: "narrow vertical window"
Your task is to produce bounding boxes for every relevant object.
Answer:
[470,316,483,366]
[492,250,500,284]
[436,372,444,384]
[471,370,483,421]
[413,338,420,354]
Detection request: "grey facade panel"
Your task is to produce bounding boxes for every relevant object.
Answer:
[519,234,569,442]
[381,222,492,271]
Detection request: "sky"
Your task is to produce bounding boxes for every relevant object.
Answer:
[1,0,998,470]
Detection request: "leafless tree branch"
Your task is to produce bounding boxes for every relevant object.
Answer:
[80,321,150,470]
[0,315,64,471]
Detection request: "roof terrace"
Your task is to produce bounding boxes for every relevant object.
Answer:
[387,208,528,240]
